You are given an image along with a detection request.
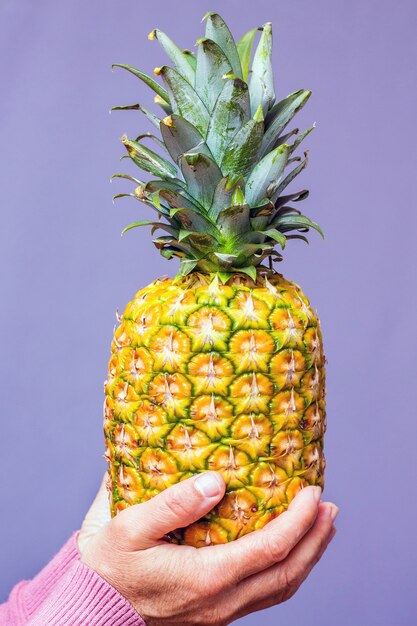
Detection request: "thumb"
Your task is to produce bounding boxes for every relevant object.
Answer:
[111,471,225,550]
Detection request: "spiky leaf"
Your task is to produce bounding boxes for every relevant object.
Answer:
[149,29,195,85]
[135,133,169,155]
[249,23,275,115]
[273,153,309,201]
[122,136,177,178]
[144,180,204,214]
[208,175,242,220]
[218,204,250,238]
[160,115,212,163]
[111,104,160,129]
[170,207,218,236]
[179,258,199,274]
[237,27,259,81]
[221,105,264,177]
[182,50,197,70]
[245,143,290,206]
[235,265,257,280]
[204,12,243,79]
[272,214,324,238]
[154,94,172,115]
[195,39,232,110]
[262,90,311,155]
[258,228,287,248]
[288,124,315,155]
[111,173,144,185]
[206,78,251,164]
[180,152,222,208]
[121,220,178,237]
[275,189,309,209]
[157,66,210,136]
[112,64,169,103]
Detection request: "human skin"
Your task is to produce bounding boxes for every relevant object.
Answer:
[80,473,338,626]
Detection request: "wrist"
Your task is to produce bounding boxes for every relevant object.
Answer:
[28,558,145,626]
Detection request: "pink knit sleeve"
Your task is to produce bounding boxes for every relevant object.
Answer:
[0,533,146,626]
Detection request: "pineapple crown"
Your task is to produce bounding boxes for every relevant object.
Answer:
[112,12,323,282]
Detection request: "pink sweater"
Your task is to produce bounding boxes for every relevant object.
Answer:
[0,534,145,625]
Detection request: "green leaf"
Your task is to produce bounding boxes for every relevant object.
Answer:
[133,188,171,217]
[232,186,245,206]
[178,230,216,251]
[112,193,136,202]
[182,50,197,70]
[274,153,309,201]
[249,23,275,115]
[286,234,309,244]
[111,173,144,185]
[195,38,232,111]
[149,29,195,85]
[273,127,300,147]
[274,206,302,217]
[152,236,193,257]
[157,66,210,136]
[221,105,264,178]
[180,152,223,209]
[214,252,239,264]
[154,94,172,115]
[217,271,232,284]
[245,143,290,206]
[249,199,275,216]
[160,114,212,163]
[111,104,160,129]
[204,13,243,79]
[275,189,309,208]
[112,64,169,103]
[135,133,169,155]
[144,180,204,214]
[206,78,251,165]
[161,248,175,260]
[121,220,177,237]
[288,124,315,155]
[259,228,287,248]
[122,136,177,178]
[262,90,312,156]
[179,258,199,275]
[235,265,257,280]
[237,27,259,82]
[208,175,242,220]
[218,204,250,237]
[272,214,324,238]
[170,207,218,235]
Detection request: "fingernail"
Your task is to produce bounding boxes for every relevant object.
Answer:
[329,504,339,521]
[312,486,322,503]
[194,472,223,498]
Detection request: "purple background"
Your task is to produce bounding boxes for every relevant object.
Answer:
[1,1,416,623]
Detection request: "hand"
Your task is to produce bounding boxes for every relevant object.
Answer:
[79,473,338,626]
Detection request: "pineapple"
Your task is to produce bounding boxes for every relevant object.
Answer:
[105,13,326,546]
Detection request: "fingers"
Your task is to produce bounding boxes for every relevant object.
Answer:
[227,501,338,620]
[111,471,225,550]
[280,501,338,585]
[207,486,322,583]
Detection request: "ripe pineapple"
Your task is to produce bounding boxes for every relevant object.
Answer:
[105,13,326,546]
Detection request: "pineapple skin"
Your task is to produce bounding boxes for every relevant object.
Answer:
[104,272,326,547]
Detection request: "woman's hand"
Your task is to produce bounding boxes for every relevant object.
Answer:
[79,473,338,626]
